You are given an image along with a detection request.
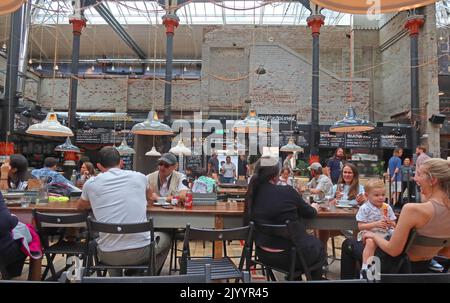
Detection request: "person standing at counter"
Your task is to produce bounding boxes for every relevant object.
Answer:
[146,153,189,203]
[220,156,236,184]
[326,148,345,184]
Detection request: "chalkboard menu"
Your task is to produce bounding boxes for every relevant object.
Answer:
[186,155,203,169]
[258,114,296,131]
[345,133,379,149]
[319,132,346,148]
[380,134,407,149]
[76,128,133,145]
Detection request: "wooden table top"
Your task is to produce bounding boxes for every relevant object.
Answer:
[8,200,357,218]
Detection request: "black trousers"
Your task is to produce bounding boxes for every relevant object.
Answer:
[340,238,431,279]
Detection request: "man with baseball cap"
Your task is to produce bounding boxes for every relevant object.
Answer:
[301,162,333,201]
[146,152,189,203]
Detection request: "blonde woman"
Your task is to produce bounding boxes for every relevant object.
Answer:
[341,158,450,278]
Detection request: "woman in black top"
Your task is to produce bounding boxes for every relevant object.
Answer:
[245,158,326,280]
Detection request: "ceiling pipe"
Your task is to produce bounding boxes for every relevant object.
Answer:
[36,58,202,64]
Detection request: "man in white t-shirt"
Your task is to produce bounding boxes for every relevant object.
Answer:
[302,162,333,201]
[77,146,170,276]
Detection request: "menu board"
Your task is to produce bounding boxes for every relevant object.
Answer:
[319,132,346,148]
[258,114,296,131]
[121,155,133,170]
[380,134,407,149]
[76,128,132,145]
[186,155,203,169]
[345,133,379,149]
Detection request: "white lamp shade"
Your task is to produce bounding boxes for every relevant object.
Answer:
[280,138,304,152]
[26,112,74,137]
[0,0,25,16]
[310,0,436,14]
[330,106,375,133]
[169,140,192,156]
[145,146,161,157]
[233,109,272,134]
[54,137,80,153]
[115,139,136,155]
[131,111,173,136]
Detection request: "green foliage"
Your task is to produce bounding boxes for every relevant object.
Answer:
[296,159,309,176]
[373,161,385,177]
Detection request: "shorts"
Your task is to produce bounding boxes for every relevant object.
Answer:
[390,181,402,193]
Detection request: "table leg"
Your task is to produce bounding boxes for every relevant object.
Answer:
[214,215,224,259]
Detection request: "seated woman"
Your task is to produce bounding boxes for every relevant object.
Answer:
[277,167,294,187]
[318,162,366,249]
[331,162,366,205]
[0,192,42,280]
[76,161,96,188]
[245,157,325,280]
[341,158,450,278]
[0,154,30,190]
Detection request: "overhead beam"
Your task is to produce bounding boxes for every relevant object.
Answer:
[84,0,146,59]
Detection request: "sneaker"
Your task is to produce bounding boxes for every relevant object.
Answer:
[360,269,368,280]
[429,259,444,272]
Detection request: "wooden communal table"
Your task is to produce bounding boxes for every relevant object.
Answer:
[8,201,358,257]
[216,187,247,196]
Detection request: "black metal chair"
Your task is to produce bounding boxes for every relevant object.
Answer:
[32,209,89,281]
[251,220,325,281]
[395,229,450,273]
[85,216,157,277]
[179,223,253,281]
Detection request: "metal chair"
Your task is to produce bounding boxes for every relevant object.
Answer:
[32,209,89,281]
[251,220,325,281]
[180,223,253,281]
[85,216,156,277]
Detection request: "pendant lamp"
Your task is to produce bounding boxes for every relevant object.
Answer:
[330,106,375,133]
[310,0,437,14]
[131,110,173,136]
[169,139,192,156]
[0,0,25,16]
[115,139,136,155]
[26,111,74,137]
[145,146,161,157]
[54,137,80,153]
[234,109,272,134]
[280,137,304,153]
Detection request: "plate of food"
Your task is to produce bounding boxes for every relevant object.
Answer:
[153,197,170,206]
[3,192,25,200]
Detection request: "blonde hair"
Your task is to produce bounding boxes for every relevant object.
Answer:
[364,179,385,194]
[421,158,450,196]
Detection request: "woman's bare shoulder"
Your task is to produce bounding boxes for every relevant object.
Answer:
[399,202,434,227]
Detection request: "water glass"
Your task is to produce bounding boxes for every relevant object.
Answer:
[21,197,31,208]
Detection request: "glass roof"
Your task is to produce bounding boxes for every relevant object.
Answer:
[31,0,351,26]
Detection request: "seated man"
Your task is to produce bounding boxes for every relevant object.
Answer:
[31,157,73,186]
[146,153,189,203]
[77,147,170,276]
[302,162,333,201]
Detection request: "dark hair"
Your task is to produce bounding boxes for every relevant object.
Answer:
[244,159,280,225]
[280,167,290,175]
[98,146,120,169]
[44,157,58,168]
[8,154,30,188]
[417,145,427,153]
[82,161,96,176]
[192,168,206,179]
[337,162,360,200]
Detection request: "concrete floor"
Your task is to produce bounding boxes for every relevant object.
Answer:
[8,236,344,281]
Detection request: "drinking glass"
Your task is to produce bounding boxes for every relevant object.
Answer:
[21,196,31,208]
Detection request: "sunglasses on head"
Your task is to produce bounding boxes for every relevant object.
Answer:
[159,162,171,168]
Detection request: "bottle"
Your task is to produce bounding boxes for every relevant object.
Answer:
[70,169,77,185]
[185,190,193,209]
